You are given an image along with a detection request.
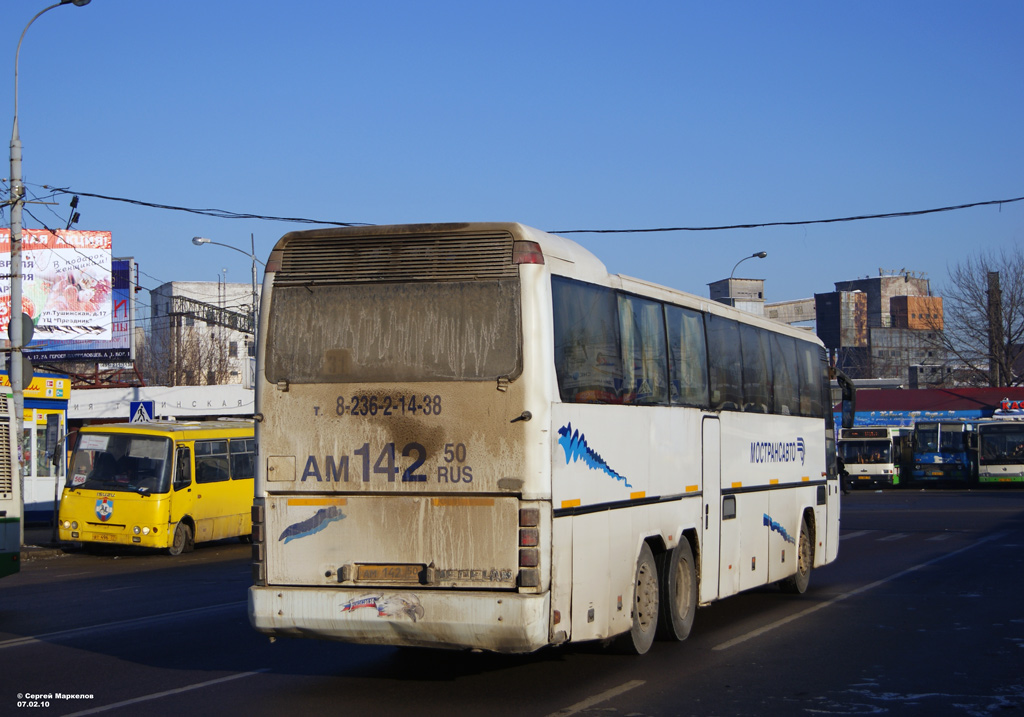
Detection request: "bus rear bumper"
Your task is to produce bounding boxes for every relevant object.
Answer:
[248,585,552,654]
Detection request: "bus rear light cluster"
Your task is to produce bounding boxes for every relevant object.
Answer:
[512,241,545,265]
[518,505,541,588]
[252,503,266,586]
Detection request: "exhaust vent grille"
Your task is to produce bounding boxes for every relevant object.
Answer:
[274,231,516,286]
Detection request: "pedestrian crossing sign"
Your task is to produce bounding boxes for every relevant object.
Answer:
[130,400,155,423]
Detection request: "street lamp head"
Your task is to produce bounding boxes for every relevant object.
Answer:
[192,236,211,246]
[730,250,769,279]
[61,0,92,6]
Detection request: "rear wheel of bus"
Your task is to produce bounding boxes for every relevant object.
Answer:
[780,514,812,594]
[614,542,659,654]
[656,538,696,641]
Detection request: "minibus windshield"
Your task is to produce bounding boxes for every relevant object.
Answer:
[67,434,174,495]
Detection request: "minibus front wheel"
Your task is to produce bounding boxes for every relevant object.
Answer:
[169,521,195,556]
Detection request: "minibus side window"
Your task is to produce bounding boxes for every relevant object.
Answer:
[173,446,192,491]
[230,438,256,480]
[195,440,230,483]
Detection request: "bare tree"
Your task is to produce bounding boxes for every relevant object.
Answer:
[135,320,234,386]
[931,247,1024,387]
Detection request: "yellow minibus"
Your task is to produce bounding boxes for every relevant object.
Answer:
[58,420,255,555]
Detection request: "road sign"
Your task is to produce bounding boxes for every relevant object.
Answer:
[4,355,34,388]
[130,400,155,423]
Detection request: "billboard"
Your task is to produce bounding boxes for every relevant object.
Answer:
[0,229,112,342]
[24,259,135,362]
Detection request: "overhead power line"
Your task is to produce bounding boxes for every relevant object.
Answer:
[24,185,1024,236]
[43,186,370,227]
[550,195,1024,234]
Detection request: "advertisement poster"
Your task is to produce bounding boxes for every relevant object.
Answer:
[0,229,112,342]
[25,259,134,362]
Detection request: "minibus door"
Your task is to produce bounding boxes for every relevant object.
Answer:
[170,444,195,534]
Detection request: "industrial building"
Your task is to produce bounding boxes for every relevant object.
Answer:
[814,271,947,386]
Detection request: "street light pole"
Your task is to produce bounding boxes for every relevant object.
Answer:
[191,236,265,361]
[730,251,768,280]
[9,0,91,542]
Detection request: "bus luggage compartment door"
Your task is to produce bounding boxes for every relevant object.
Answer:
[265,494,521,589]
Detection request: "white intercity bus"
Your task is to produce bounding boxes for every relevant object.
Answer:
[248,223,852,654]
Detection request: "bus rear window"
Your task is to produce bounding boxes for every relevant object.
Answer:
[265,280,522,384]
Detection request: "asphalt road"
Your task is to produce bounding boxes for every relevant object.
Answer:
[4,489,1023,717]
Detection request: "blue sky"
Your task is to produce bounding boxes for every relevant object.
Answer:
[3,1,1022,317]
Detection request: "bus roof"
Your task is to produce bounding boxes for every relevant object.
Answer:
[79,420,253,438]
[271,222,823,347]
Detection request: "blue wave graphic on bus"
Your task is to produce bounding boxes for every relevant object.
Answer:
[279,505,346,544]
[557,423,632,489]
[763,513,796,544]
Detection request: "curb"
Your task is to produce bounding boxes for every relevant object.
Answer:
[20,544,72,561]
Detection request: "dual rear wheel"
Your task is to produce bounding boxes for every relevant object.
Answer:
[615,540,696,655]
[616,519,812,654]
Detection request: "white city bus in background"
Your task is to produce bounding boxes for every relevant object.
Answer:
[838,426,908,488]
[248,223,851,654]
[975,419,1024,484]
[0,393,22,579]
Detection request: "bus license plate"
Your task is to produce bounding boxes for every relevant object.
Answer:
[90,533,117,542]
[357,564,424,582]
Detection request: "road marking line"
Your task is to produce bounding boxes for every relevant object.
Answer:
[62,669,269,716]
[878,532,910,542]
[712,531,1008,652]
[840,530,875,540]
[546,679,646,717]
[0,601,245,650]
[926,534,953,541]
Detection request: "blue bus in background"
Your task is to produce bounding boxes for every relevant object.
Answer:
[909,421,975,485]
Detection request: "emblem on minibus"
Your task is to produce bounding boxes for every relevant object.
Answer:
[95,498,113,522]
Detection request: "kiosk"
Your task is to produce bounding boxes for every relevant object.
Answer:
[1,371,70,523]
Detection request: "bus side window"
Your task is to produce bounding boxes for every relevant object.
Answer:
[771,333,799,416]
[230,439,256,480]
[195,440,230,483]
[739,324,773,414]
[705,313,743,412]
[551,276,623,404]
[795,341,825,418]
[666,304,709,408]
[173,446,192,491]
[618,294,668,406]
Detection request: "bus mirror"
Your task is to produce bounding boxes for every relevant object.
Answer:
[835,369,856,430]
[842,399,856,430]
[45,415,61,466]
